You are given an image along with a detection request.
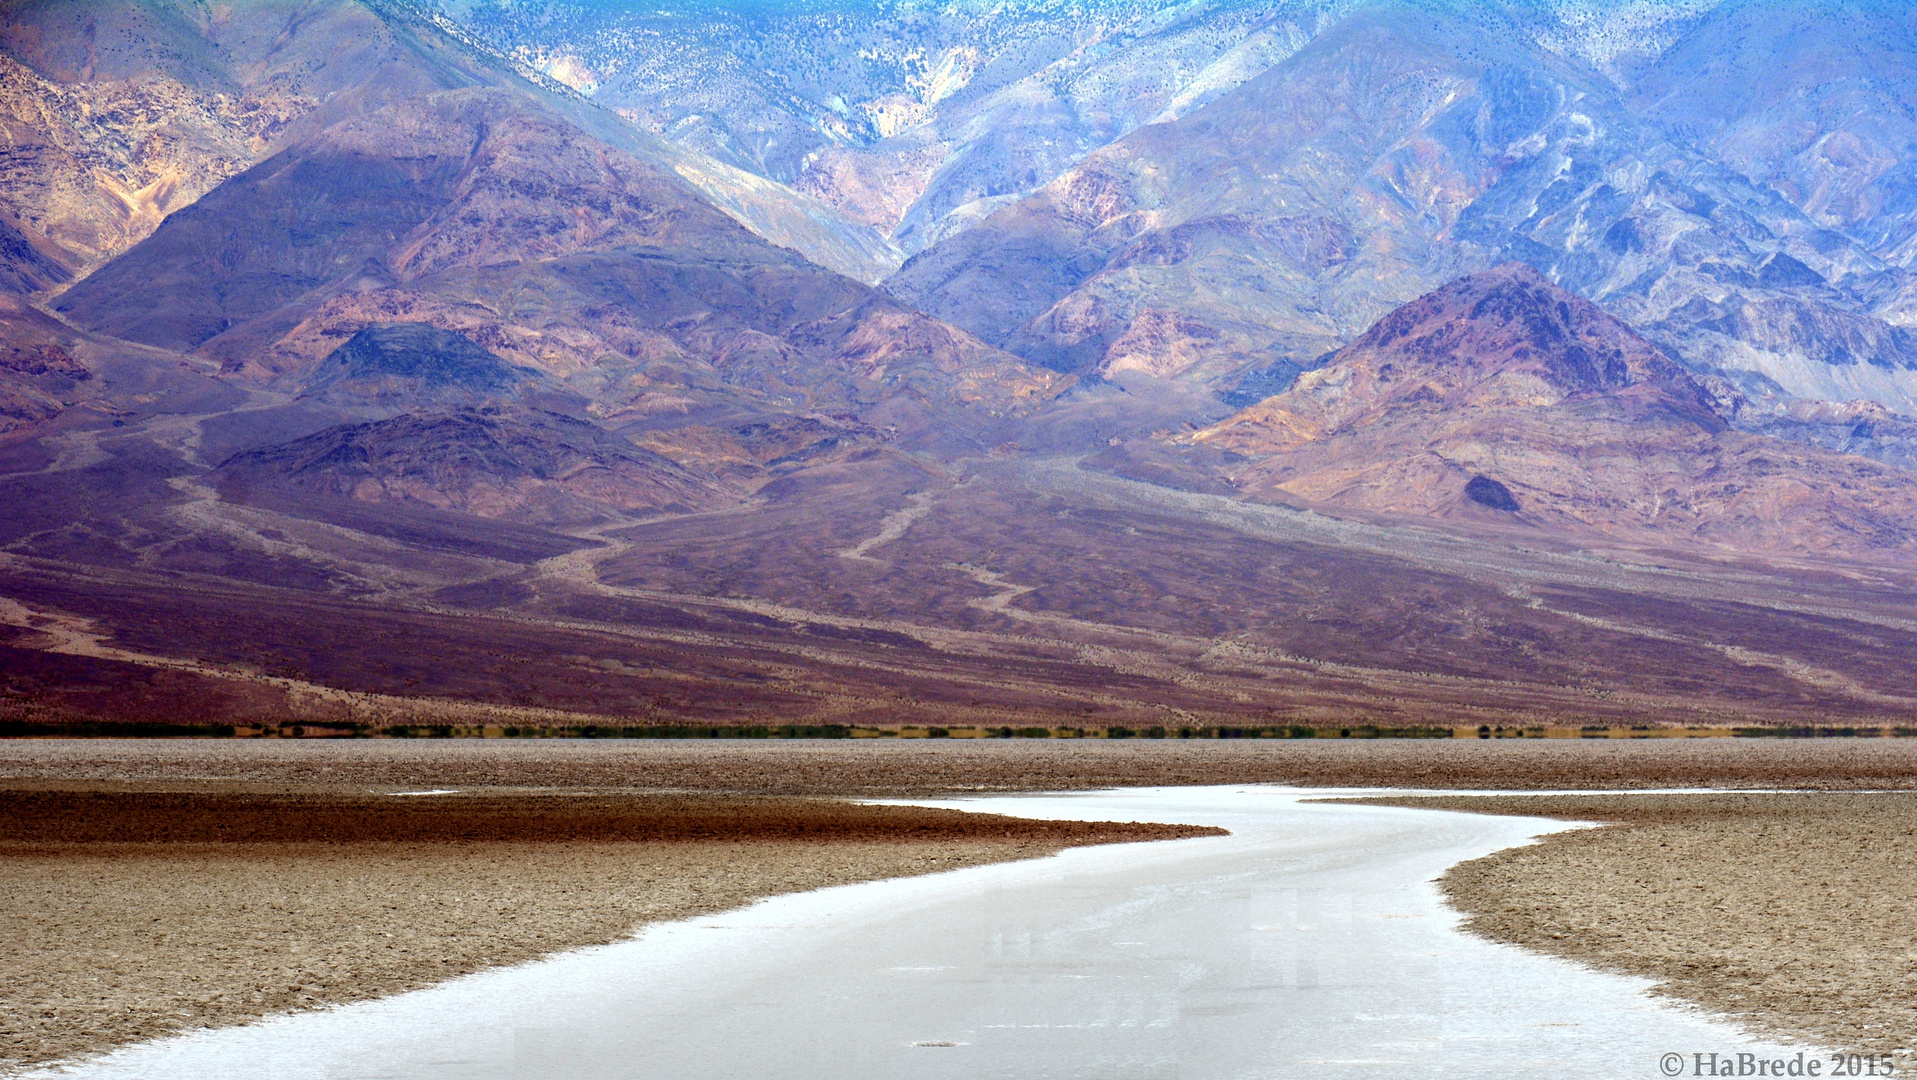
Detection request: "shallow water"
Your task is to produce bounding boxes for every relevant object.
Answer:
[36,787,1814,1079]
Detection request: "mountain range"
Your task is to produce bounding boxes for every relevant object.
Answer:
[4,0,1917,731]
[466,0,1917,421]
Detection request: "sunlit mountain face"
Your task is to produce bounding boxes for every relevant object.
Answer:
[6,0,1917,732]
[443,0,1338,256]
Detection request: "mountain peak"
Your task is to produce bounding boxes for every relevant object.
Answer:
[1183,265,1917,559]
[1345,262,1702,400]
[1200,263,1721,454]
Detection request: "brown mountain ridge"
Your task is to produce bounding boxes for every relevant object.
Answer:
[53,88,1068,436]
[1189,264,1917,560]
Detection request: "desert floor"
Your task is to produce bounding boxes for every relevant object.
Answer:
[4,738,1916,1070]
[0,786,1208,1068]
[1362,792,1917,1061]
[8,735,1917,793]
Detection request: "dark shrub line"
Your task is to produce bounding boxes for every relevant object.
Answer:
[8,720,1907,740]
[0,720,1455,740]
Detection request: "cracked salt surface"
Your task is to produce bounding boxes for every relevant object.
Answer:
[31,787,1816,1079]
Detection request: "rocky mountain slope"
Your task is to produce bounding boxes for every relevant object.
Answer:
[1630,0,1917,269]
[0,0,488,278]
[20,1,1917,416]
[452,0,1729,267]
[0,213,73,294]
[1189,264,1917,559]
[216,405,736,526]
[5,0,1917,732]
[35,67,1067,527]
[448,0,1332,261]
[0,0,898,285]
[1743,398,1917,473]
[53,87,1066,435]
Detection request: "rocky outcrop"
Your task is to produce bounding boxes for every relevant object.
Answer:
[298,322,560,413]
[214,405,736,527]
[635,414,891,484]
[1191,265,1917,561]
[0,294,88,434]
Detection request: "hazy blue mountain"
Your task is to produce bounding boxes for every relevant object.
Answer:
[438,0,1730,264]
[439,0,1917,420]
[1631,0,1917,264]
[881,0,1917,418]
[441,0,1336,261]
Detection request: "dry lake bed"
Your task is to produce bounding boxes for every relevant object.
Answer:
[19,787,1827,1080]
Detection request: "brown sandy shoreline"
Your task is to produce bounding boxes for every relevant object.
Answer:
[1357,793,1917,1062]
[0,787,1212,1070]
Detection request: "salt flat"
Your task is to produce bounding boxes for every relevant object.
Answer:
[32,788,1812,1080]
